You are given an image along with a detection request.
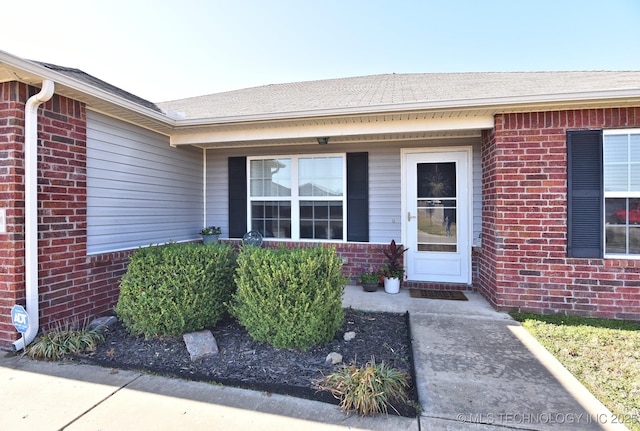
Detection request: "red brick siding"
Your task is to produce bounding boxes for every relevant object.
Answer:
[479,107,640,320]
[226,239,473,291]
[0,82,29,345]
[226,240,392,282]
[0,83,126,348]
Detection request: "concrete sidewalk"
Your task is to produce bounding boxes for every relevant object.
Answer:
[0,285,629,431]
[344,285,629,431]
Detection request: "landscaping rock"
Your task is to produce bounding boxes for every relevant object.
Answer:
[325,352,343,365]
[88,316,118,331]
[343,331,356,341]
[183,330,219,361]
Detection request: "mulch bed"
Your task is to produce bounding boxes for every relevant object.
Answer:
[72,308,419,417]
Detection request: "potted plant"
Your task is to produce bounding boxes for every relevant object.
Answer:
[357,267,381,292]
[199,226,222,244]
[380,240,408,294]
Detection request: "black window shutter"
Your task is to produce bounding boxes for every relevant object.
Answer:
[567,130,603,258]
[346,152,369,242]
[228,157,247,238]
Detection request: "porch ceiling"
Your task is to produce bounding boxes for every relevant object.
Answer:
[169,110,494,148]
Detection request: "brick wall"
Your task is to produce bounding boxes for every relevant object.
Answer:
[226,239,475,291]
[0,82,28,345]
[0,83,125,348]
[479,108,640,320]
[228,240,392,282]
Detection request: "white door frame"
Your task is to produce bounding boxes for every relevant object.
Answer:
[401,147,473,284]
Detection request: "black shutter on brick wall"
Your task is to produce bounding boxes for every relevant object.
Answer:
[228,157,247,238]
[346,152,369,242]
[567,130,603,258]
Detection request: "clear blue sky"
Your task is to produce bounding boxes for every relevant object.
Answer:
[3,0,639,102]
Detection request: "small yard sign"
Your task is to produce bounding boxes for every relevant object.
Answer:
[11,305,29,333]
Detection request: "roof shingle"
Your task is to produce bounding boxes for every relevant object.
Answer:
[156,71,640,119]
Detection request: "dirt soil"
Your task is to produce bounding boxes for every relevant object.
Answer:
[74,308,418,417]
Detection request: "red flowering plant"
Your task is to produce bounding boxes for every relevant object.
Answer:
[380,240,408,279]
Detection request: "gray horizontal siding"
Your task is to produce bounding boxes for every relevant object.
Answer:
[369,148,402,243]
[86,111,203,254]
[205,153,229,237]
[472,141,482,246]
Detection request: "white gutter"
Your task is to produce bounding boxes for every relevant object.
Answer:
[167,87,640,127]
[13,80,55,351]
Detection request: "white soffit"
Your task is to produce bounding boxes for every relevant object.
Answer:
[169,111,494,147]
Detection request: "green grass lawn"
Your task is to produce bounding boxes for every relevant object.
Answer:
[511,314,640,431]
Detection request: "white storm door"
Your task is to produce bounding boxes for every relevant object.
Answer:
[405,150,471,284]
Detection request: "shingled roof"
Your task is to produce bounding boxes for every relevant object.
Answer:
[156,71,640,120]
[36,61,162,113]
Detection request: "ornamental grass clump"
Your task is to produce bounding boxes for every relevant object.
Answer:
[115,242,237,337]
[25,321,105,361]
[315,357,411,416]
[230,245,347,350]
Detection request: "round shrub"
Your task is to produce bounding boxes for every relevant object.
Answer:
[115,242,237,337]
[230,245,347,350]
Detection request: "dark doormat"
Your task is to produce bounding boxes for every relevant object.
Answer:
[409,289,468,301]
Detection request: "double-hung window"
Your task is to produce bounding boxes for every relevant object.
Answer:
[248,155,346,240]
[604,129,640,257]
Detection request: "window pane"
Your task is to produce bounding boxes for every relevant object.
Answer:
[299,201,343,240]
[314,202,328,219]
[251,201,291,238]
[298,157,343,197]
[606,198,627,224]
[630,134,640,163]
[604,135,628,163]
[329,221,343,240]
[417,162,456,199]
[604,165,629,192]
[250,179,264,196]
[603,132,640,256]
[300,201,312,218]
[606,226,627,254]
[630,227,640,254]
[314,221,328,239]
[416,199,457,252]
[329,201,342,218]
[630,199,640,224]
[249,159,291,197]
[631,164,640,190]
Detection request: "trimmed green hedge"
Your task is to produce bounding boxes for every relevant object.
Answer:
[229,245,347,350]
[115,242,237,337]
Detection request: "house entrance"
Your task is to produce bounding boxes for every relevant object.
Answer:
[404,149,471,284]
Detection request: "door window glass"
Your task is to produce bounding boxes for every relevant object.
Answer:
[416,162,457,252]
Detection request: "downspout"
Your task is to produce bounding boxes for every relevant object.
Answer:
[13,80,55,351]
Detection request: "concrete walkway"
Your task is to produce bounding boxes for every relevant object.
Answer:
[0,285,628,431]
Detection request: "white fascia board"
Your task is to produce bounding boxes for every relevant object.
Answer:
[172,89,640,127]
[0,50,174,126]
[170,115,495,146]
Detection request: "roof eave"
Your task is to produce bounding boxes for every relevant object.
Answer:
[0,50,176,135]
[172,88,640,127]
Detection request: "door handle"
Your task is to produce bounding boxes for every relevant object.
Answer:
[408,211,416,222]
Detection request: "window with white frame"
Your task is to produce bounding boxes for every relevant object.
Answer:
[604,129,640,256]
[248,155,346,240]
